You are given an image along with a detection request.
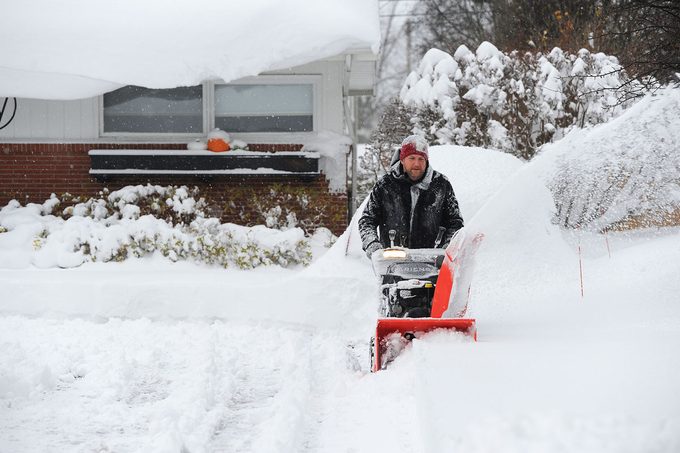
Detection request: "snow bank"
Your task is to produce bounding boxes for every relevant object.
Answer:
[428,145,524,218]
[535,87,680,230]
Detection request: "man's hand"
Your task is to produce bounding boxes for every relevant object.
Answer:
[365,241,382,259]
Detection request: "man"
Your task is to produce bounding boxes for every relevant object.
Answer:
[359,135,464,257]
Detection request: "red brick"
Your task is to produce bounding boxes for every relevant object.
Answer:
[0,142,348,235]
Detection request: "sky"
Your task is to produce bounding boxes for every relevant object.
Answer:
[1,87,679,452]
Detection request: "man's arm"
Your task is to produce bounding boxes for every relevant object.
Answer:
[358,183,384,257]
[441,182,464,248]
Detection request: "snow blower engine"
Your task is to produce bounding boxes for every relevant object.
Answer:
[377,246,444,319]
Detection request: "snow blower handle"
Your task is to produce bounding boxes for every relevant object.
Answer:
[388,229,396,248]
[434,226,446,248]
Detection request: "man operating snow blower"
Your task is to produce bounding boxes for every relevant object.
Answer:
[358,135,478,371]
[359,134,464,255]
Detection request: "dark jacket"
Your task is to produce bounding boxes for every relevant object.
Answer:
[359,161,464,252]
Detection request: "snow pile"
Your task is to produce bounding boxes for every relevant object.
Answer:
[0,0,380,99]
[428,144,524,218]
[535,87,680,230]
[301,131,354,193]
[0,185,314,269]
[186,139,208,151]
[400,42,636,158]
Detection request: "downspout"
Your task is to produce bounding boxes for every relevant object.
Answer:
[351,95,359,216]
[344,54,359,217]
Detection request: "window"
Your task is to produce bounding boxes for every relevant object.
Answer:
[214,84,313,133]
[103,85,203,133]
[100,77,318,136]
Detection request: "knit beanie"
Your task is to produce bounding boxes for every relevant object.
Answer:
[399,135,429,160]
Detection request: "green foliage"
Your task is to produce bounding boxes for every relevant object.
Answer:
[32,229,48,251]
[48,185,207,225]
[240,184,333,234]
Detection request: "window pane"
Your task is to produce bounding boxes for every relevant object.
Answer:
[104,85,203,133]
[215,84,313,132]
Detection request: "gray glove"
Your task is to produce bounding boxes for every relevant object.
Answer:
[365,241,382,259]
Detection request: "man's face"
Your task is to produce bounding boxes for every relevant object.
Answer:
[401,154,427,181]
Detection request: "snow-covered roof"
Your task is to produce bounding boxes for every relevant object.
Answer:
[0,0,380,100]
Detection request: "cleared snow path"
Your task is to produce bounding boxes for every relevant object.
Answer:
[0,317,358,453]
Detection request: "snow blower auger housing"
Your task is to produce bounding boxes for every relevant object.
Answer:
[369,228,483,372]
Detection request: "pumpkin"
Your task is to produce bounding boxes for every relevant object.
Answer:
[207,138,230,152]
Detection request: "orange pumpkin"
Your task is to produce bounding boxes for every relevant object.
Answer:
[207,138,230,152]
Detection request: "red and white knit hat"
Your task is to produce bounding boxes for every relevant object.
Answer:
[399,135,429,160]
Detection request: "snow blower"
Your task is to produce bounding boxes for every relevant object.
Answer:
[370,227,483,372]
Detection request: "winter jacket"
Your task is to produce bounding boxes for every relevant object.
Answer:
[359,161,464,254]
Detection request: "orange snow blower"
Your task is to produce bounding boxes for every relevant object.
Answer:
[370,228,483,372]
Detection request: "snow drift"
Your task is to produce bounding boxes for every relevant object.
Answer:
[0,0,380,99]
[536,87,680,230]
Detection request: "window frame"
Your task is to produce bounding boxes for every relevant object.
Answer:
[99,75,322,142]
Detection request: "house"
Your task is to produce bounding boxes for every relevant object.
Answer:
[0,1,381,235]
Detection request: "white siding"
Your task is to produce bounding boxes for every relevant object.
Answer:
[0,98,99,141]
[0,60,347,144]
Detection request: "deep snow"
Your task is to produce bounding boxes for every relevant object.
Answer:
[2,97,680,452]
[0,0,380,99]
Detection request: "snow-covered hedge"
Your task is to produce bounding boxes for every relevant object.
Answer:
[0,185,314,269]
[537,87,680,230]
[400,42,639,159]
[49,185,206,225]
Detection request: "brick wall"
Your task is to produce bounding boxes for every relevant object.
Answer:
[0,143,348,235]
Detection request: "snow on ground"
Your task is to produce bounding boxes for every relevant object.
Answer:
[2,96,680,452]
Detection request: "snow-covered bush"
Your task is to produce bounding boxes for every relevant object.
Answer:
[0,185,313,269]
[245,185,331,233]
[536,87,680,230]
[399,42,639,159]
[50,185,207,225]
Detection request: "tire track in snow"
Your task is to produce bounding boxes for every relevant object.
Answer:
[0,316,377,453]
[207,324,319,453]
[0,317,325,453]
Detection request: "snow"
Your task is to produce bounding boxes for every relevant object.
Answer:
[0,0,381,100]
[88,168,311,175]
[400,42,634,152]
[2,94,680,451]
[89,150,320,157]
[537,86,680,230]
[207,129,231,142]
[301,131,354,193]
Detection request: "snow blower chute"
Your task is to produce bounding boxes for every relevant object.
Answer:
[370,227,483,372]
